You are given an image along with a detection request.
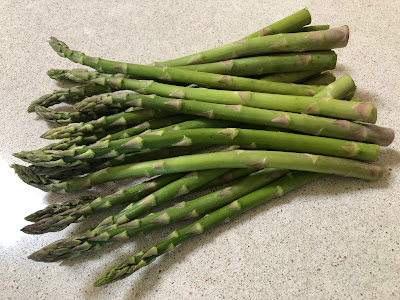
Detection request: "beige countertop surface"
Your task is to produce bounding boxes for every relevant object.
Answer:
[0,0,399,299]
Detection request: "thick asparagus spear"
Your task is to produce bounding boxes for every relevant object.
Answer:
[18,128,380,168]
[61,70,375,123]
[314,74,356,100]
[115,94,393,145]
[28,168,287,262]
[49,37,339,96]
[27,84,113,112]
[40,108,170,139]
[11,150,383,193]
[176,51,337,76]
[94,171,323,286]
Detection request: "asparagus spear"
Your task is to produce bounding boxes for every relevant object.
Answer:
[247,9,310,37]
[49,37,334,96]
[155,12,335,66]
[314,74,356,100]
[34,106,122,124]
[12,149,383,194]
[95,171,323,286]
[303,72,337,85]
[40,108,170,139]
[28,145,208,180]
[22,173,184,233]
[24,168,253,224]
[27,10,315,112]
[115,94,393,145]
[59,70,376,123]
[24,196,97,222]
[28,168,287,262]
[27,84,113,112]
[18,128,380,168]
[176,51,337,76]
[16,118,235,167]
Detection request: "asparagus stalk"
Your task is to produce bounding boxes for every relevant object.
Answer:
[12,150,383,193]
[28,145,208,180]
[303,72,337,85]
[27,84,113,112]
[22,173,184,234]
[34,106,121,124]
[24,196,97,222]
[94,171,323,286]
[260,70,322,83]
[116,94,393,145]
[24,168,253,225]
[154,12,327,66]
[18,128,380,168]
[60,70,376,123]
[49,37,336,96]
[26,10,316,112]
[243,9,311,38]
[16,119,235,167]
[40,108,170,140]
[176,51,337,76]
[28,168,287,261]
[314,74,356,100]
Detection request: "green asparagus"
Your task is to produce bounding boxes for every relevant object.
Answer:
[49,37,337,96]
[61,70,376,123]
[118,94,393,145]
[94,171,323,285]
[176,51,337,76]
[28,168,287,262]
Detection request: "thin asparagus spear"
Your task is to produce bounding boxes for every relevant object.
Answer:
[40,109,170,139]
[11,150,383,193]
[94,171,324,286]
[28,168,287,261]
[176,51,337,76]
[24,196,97,223]
[243,9,311,38]
[34,106,122,124]
[27,84,113,112]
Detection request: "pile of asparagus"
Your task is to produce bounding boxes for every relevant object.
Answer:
[13,9,394,286]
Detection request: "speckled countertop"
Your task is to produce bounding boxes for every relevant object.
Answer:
[0,1,399,299]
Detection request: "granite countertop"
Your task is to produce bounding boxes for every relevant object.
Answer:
[0,1,399,299]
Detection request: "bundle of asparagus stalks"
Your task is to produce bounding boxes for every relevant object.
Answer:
[12,9,394,286]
